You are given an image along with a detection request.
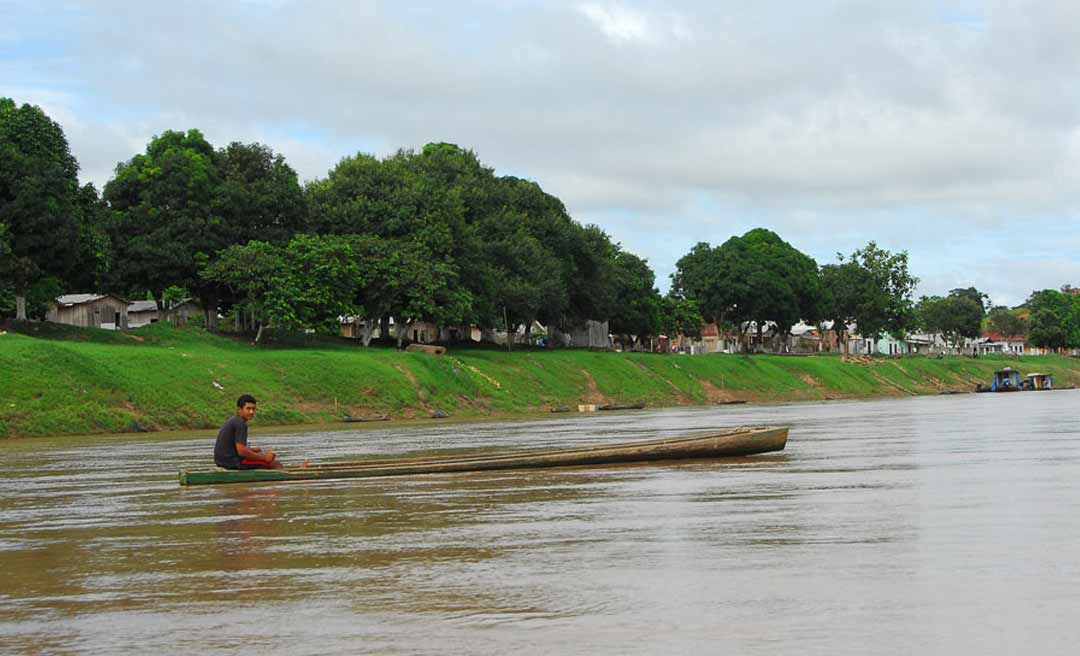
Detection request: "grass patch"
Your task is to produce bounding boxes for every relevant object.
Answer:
[4,321,1080,438]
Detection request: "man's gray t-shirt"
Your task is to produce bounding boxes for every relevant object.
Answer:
[214,414,248,468]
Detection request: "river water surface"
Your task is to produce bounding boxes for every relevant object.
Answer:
[2,392,1080,655]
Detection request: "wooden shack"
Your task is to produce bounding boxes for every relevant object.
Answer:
[47,294,129,329]
[127,299,201,327]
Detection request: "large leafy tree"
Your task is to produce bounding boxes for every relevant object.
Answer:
[917,290,985,351]
[217,141,306,245]
[307,144,617,342]
[307,146,474,337]
[659,295,703,340]
[69,183,112,293]
[103,129,222,315]
[200,240,285,342]
[671,242,726,324]
[607,249,662,345]
[265,234,361,334]
[1025,289,1075,349]
[987,305,1028,337]
[822,242,918,351]
[105,133,306,327]
[0,98,83,319]
[819,261,871,353]
[672,229,819,351]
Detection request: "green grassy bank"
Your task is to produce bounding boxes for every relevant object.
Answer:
[2,321,1079,438]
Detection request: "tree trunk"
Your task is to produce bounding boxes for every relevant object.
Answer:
[205,291,219,331]
[15,295,26,320]
[361,321,377,347]
[395,322,408,348]
[254,322,265,344]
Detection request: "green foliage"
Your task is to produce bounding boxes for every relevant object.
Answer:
[0,97,83,302]
[917,289,985,349]
[987,305,1028,337]
[265,234,361,333]
[104,133,306,312]
[216,141,307,244]
[672,229,819,350]
[69,183,112,292]
[607,249,661,342]
[821,242,918,350]
[306,144,621,339]
[1025,289,1076,349]
[201,240,284,330]
[659,295,703,339]
[103,129,222,303]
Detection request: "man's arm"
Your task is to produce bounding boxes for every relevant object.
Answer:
[236,442,275,462]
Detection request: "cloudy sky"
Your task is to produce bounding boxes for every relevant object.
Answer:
[5,1,1080,305]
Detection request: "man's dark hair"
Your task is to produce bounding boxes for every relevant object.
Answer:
[237,394,258,408]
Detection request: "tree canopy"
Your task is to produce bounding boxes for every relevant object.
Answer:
[0,97,84,317]
[917,288,986,350]
[672,229,819,350]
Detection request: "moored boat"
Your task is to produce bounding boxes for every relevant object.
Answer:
[976,367,1023,392]
[178,425,789,486]
[1023,373,1054,390]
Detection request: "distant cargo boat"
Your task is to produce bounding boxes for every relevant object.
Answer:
[178,426,789,487]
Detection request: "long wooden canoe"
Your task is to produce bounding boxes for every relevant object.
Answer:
[177,425,788,486]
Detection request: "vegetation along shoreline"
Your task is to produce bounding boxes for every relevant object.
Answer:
[3,321,1079,440]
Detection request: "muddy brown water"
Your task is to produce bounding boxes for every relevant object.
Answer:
[2,392,1080,655]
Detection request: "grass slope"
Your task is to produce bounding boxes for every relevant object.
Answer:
[3,321,1079,438]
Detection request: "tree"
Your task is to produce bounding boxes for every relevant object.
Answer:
[659,295,703,340]
[987,305,1028,337]
[671,242,726,324]
[607,249,662,346]
[200,241,285,342]
[103,129,222,319]
[948,287,989,314]
[819,261,871,353]
[69,183,112,293]
[103,133,306,329]
[265,234,361,334]
[917,291,984,352]
[1025,290,1073,350]
[0,98,83,319]
[217,141,307,245]
[823,242,918,352]
[306,146,477,338]
[672,229,820,352]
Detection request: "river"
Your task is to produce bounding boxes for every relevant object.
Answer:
[2,392,1080,655]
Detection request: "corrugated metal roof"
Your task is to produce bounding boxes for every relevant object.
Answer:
[55,294,106,306]
[128,300,159,312]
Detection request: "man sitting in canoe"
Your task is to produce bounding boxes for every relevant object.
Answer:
[214,394,283,470]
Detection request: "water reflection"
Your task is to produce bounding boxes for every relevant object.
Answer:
[3,391,1080,654]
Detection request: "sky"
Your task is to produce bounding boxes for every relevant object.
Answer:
[4,0,1080,306]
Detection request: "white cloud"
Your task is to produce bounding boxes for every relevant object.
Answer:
[7,0,1080,298]
[577,2,693,46]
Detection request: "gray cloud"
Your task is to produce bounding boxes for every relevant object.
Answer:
[5,0,1080,304]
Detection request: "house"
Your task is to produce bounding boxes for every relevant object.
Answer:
[128,299,202,328]
[975,333,1026,356]
[47,294,129,330]
[127,300,159,327]
[340,317,483,344]
[551,320,612,349]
